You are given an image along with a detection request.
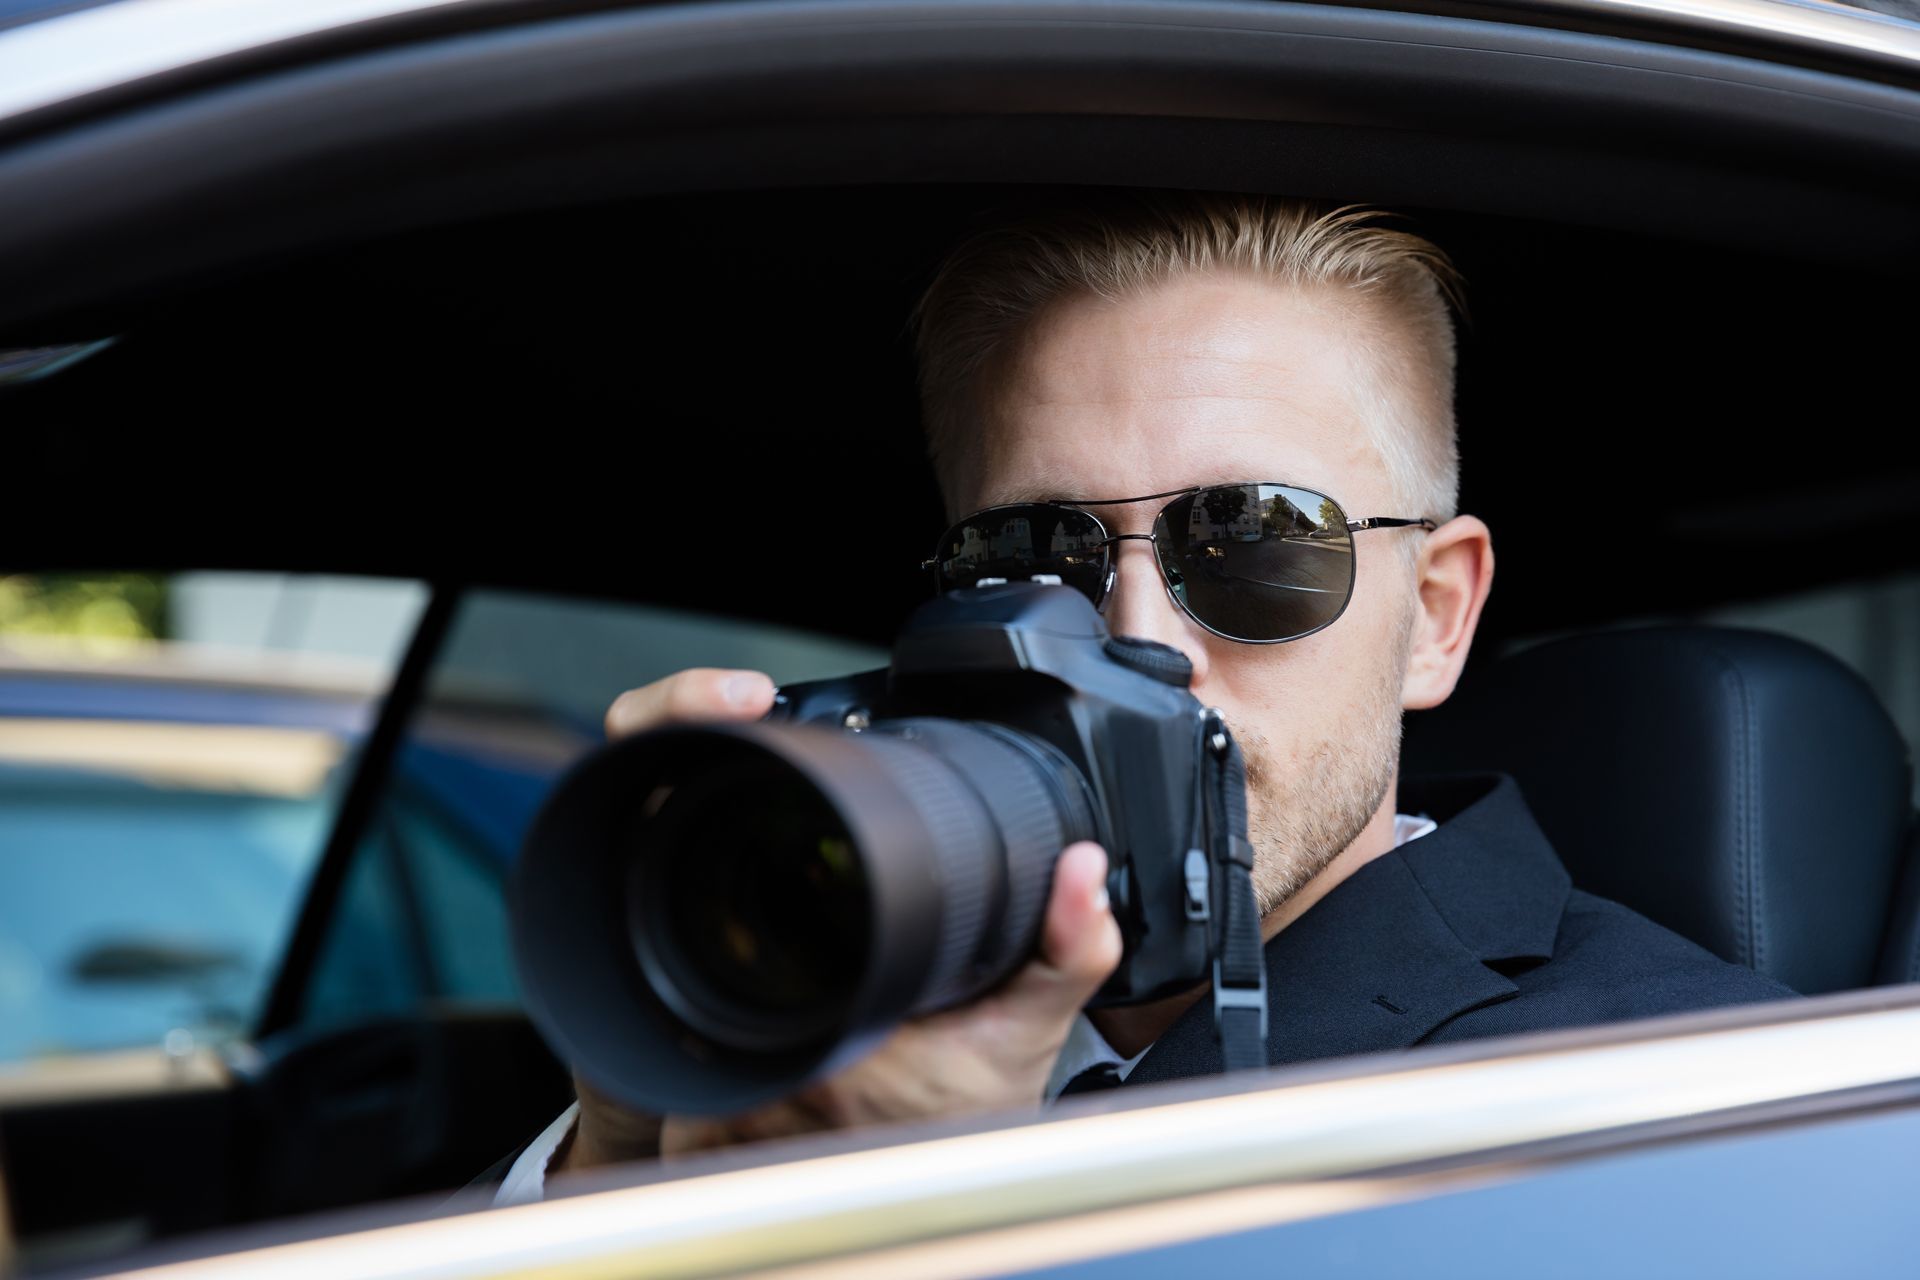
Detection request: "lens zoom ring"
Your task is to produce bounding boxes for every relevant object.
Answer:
[958,724,1096,997]
[876,721,1080,1010]
[850,731,1004,1013]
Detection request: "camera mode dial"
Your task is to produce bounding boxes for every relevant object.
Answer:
[1102,636,1193,687]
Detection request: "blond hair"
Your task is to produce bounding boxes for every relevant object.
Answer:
[910,193,1468,552]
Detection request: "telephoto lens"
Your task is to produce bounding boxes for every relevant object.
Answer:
[511,714,1098,1116]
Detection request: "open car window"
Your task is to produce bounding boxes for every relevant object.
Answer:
[4,194,1913,1267]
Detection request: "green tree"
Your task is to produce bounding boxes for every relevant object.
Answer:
[1201,486,1250,536]
[0,573,168,641]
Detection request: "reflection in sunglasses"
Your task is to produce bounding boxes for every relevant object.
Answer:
[930,483,1427,644]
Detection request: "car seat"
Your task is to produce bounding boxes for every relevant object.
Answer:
[1402,626,1918,995]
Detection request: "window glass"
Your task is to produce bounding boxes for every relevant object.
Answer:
[300,589,888,1030]
[0,572,426,1064]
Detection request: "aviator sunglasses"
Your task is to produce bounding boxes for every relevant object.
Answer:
[923,482,1437,644]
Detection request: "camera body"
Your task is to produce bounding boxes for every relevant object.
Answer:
[768,579,1228,1006]
[511,579,1259,1114]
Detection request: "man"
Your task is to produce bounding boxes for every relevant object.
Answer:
[485,192,1793,1203]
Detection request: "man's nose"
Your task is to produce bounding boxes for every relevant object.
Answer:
[1102,541,1211,685]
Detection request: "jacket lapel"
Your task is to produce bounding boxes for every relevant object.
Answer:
[1125,772,1569,1086]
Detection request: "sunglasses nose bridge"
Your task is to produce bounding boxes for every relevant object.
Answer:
[1096,531,1162,590]
[1098,531,1184,613]
[1102,528,1172,574]
[1097,534,1211,676]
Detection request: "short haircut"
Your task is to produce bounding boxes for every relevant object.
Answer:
[909,192,1469,546]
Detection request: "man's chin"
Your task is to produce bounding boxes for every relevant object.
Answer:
[1241,737,1399,920]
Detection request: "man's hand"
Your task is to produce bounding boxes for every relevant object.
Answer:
[555,667,1123,1174]
[660,837,1118,1156]
[603,666,781,739]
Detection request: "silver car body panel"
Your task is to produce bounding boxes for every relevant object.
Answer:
[2,0,1919,132]
[97,989,1920,1280]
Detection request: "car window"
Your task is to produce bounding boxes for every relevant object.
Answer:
[0,572,426,1064]
[296,588,888,1032]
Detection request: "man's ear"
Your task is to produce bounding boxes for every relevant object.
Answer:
[1402,515,1494,711]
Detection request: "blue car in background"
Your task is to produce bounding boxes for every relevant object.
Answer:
[0,657,574,1066]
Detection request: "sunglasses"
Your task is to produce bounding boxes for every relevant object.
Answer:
[922,482,1436,645]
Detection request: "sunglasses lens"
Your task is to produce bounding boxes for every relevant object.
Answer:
[934,506,1109,605]
[1155,485,1355,642]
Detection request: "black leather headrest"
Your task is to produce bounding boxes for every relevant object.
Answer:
[1880,826,1920,986]
[1403,627,1915,995]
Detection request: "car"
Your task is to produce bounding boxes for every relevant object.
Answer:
[0,0,1916,1275]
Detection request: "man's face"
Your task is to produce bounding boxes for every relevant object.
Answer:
[951,270,1422,916]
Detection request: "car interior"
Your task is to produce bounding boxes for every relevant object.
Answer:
[1,0,1917,1270]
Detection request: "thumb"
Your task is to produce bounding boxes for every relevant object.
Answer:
[989,841,1123,1024]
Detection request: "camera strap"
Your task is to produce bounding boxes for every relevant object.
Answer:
[1196,710,1268,1074]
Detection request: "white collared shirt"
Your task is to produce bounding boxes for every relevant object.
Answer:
[494,810,1439,1206]
[492,1100,581,1207]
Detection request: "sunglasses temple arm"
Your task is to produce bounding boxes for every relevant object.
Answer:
[1347,517,1438,532]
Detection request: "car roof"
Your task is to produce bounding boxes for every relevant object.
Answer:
[2,0,1916,30]
[2,0,1919,133]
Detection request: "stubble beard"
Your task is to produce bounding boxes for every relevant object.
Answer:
[1237,603,1417,919]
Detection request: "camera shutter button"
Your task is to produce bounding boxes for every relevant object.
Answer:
[1102,636,1194,686]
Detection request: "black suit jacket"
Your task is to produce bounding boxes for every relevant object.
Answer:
[468,770,1797,1190]
[1124,771,1797,1085]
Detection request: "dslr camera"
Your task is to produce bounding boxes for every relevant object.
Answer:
[512,580,1265,1116]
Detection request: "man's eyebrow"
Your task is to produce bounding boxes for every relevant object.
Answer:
[977,476,1078,506]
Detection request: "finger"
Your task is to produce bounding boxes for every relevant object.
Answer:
[571,1073,663,1156]
[659,1114,726,1160]
[604,668,776,739]
[989,841,1123,1022]
[661,1094,832,1159]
